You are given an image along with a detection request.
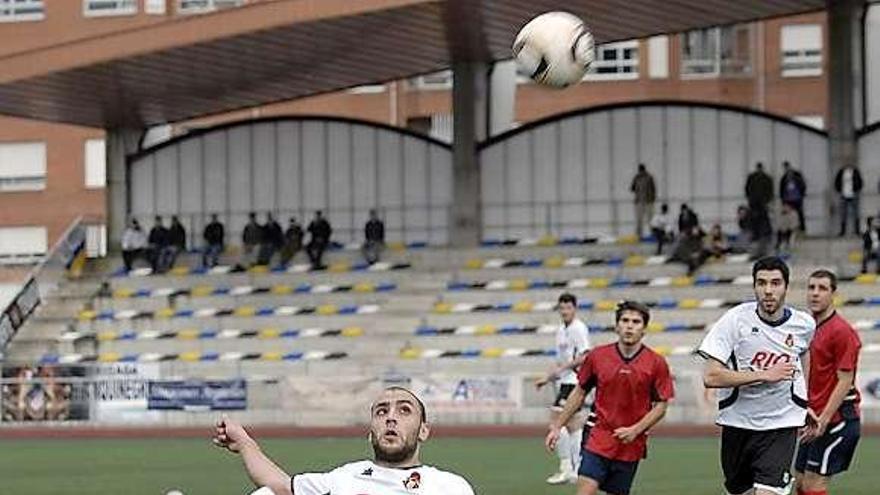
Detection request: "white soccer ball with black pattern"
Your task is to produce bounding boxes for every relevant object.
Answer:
[512,11,594,88]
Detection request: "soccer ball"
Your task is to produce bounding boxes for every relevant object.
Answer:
[512,11,594,88]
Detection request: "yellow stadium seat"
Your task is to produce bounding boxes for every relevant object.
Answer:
[481,348,504,358]
[624,255,645,266]
[234,306,256,317]
[259,328,281,339]
[317,304,338,315]
[271,285,293,295]
[512,300,534,312]
[97,331,117,341]
[155,307,176,319]
[179,352,201,362]
[543,256,564,268]
[671,276,693,287]
[261,352,283,361]
[328,262,351,273]
[855,273,877,284]
[653,346,672,356]
[170,266,191,276]
[509,279,529,291]
[433,302,453,314]
[113,288,134,299]
[342,326,364,337]
[590,278,609,289]
[647,322,664,333]
[191,285,214,297]
[476,324,497,335]
[388,241,406,252]
[78,310,97,321]
[678,299,700,309]
[248,265,269,274]
[848,251,863,263]
[400,348,422,359]
[537,235,557,247]
[595,300,617,311]
[353,282,375,293]
[617,234,639,245]
[98,353,121,363]
[177,329,199,340]
[464,259,483,270]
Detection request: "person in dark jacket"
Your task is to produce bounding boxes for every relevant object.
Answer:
[257,212,283,266]
[745,162,774,212]
[834,164,863,236]
[678,204,699,236]
[363,209,386,264]
[779,161,807,232]
[241,212,262,267]
[202,214,225,268]
[306,210,332,269]
[278,217,304,267]
[630,164,657,238]
[166,215,186,270]
[147,215,169,273]
[862,217,880,274]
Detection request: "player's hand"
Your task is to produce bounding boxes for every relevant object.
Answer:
[213,415,255,453]
[545,425,561,452]
[612,425,640,444]
[760,361,797,383]
[534,375,551,389]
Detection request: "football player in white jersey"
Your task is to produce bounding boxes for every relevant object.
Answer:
[535,292,591,485]
[213,386,475,495]
[698,256,816,495]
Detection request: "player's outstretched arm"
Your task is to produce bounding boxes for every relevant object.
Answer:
[702,358,795,388]
[213,416,293,495]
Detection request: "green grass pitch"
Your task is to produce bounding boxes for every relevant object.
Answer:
[0,436,876,494]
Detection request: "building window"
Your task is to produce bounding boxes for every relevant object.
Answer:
[0,142,47,192]
[84,139,106,188]
[84,0,137,17]
[0,226,47,264]
[681,24,752,77]
[584,40,639,80]
[145,0,166,14]
[86,224,108,258]
[648,36,669,79]
[409,70,453,90]
[0,0,44,22]
[177,0,246,14]
[781,24,822,77]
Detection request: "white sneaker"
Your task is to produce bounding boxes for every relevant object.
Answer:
[545,471,570,485]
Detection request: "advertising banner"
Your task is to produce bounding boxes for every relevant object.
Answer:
[148,379,247,411]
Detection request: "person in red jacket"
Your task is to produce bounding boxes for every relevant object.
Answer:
[546,300,674,495]
[795,269,862,495]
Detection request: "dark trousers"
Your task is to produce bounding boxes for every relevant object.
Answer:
[307,240,328,268]
[122,249,145,271]
[840,197,860,236]
[202,243,223,268]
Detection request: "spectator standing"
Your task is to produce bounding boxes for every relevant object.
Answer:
[775,203,799,254]
[779,161,807,232]
[278,217,304,267]
[363,209,385,264]
[202,214,225,268]
[307,210,332,269]
[167,215,186,270]
[630,164,656,238]
[834,164,863,236]
[148,216,169,273]
[241,212,262,268]
[257,213,283,266]
[745,162,774,213]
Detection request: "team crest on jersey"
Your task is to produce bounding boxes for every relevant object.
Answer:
[403,472,421,491]
[751,327,760,335]
[785,333,794,347]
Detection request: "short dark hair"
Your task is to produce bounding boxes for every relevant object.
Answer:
[809,269,838,292]
[615,300,650,326]
[752,256,790,286]
[558,292,577,307]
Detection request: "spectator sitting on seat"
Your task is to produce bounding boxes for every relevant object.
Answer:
[649,203,674,255]
[706,224,730,259]
[731,205,751,254]
[678,203,700,237]
[121,219,147,271]
[240,212,262,268]
[307,210,332,269]
[748,204,773,261]
[862,217,880,274]
[363,209,386,264]
[257,212,283,266]
[775,203,799,255]
[669,226,709,276]
[167,215,186,270]
[148,215,170,273]
[202,214,225,268]
[278,216,304,267]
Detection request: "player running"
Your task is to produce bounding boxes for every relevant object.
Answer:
[546,300,674,495]
[213,386,475,495]
[535,292,592,484]
[699,256,816,495]
[795,269,862,495]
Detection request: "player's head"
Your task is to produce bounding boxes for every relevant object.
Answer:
[807,269,837,317]
[614,300,650,346]
[557,292,577,324]
[368,386,429,465]
[752,256,790,316]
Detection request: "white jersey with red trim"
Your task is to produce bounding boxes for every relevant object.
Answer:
[292,460,474,495]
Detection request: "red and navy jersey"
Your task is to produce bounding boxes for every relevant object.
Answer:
[809,312,861,423]
[577,343,675,462]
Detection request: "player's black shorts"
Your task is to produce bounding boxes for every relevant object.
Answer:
[552,384,576,409]
[721,425,798,495]
[795,419,861,477]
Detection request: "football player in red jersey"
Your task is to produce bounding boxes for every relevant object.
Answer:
[546,300,674,495]
[795,269,862,495]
